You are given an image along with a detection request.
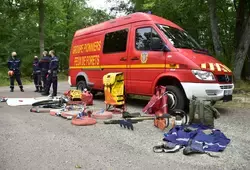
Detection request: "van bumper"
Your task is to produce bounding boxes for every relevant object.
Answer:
[181,82,234,101]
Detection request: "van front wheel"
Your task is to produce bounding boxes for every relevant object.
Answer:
[166,85,186,111]
[76,80,87,92]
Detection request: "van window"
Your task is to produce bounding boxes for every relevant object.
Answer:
[103,29,128,53]
[157,24,202,50]
[136,27,163,51]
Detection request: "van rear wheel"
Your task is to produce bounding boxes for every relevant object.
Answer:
[166,85,186,111]
[76,80,87,92]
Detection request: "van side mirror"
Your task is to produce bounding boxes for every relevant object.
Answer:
[163,45,170,52]
[151,37,163,51]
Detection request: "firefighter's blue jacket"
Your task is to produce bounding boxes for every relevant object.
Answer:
[8,57,21,72]
[33,59,41,73]
[39,56,50,71]
[49,56,59,71]
[163,124,230,152]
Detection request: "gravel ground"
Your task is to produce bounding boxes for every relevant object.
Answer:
[0,82,250,170]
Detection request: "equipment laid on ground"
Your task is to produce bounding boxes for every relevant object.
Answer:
[92,109,113,119]
[30,96,69,112]
[7,97,51,106]
[61,110,81,119]
[30,107,56,113]
[81,89,93,105]
[153,143,183,153]
[71,110,96,126]
[143,86,168,115]
[154,124,230,157]
[103,72,125,113]
[50,109,61,116]
[64,89,93,105]
[0,97,7,102]
[103,111,172,131]
[189,95,220,128]
[104,119,136,130]
[143,86,170,130]
[119,120,134,130]
[103,105,187,131]
[104,119,140,124]
[71,117,97,126]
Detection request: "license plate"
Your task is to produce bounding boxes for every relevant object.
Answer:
[224,90,233,95]
[223,90,233,102]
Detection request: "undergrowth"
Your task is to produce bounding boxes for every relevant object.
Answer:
[0,71,67,87]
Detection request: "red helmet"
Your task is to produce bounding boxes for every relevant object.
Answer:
[8,71,14,76]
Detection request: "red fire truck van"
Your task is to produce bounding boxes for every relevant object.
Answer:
[68,12,234,111]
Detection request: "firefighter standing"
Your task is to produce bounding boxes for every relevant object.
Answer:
[33,56,42,92]
[7,52,24,92]
[39,51,51,92]
[42,50,59,97]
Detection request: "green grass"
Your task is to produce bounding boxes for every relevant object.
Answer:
[234,80,250,92]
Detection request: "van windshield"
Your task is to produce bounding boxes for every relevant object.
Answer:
[157,24,202,50]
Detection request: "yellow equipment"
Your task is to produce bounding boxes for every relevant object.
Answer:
[103,72,125,110]
[65,90,82,101]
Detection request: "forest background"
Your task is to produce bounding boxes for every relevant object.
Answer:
[0,0,250,89]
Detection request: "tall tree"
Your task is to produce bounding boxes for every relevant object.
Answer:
[39,0,45,57]
[234,0,247,48]
[208,0,224,58]
[233,15,250,80]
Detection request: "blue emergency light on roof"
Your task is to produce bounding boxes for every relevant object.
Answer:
[147,11,152,14]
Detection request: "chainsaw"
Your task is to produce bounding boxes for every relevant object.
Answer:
[104,112,171,131]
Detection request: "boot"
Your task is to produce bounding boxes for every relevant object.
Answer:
[40,87,45,93]
[10,88,14,92]
[42,92,49,96]
[34,87,39,92]
[20,88,24,92]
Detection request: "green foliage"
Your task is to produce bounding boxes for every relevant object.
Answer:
[129,0,236,61]
[0,0,111,79]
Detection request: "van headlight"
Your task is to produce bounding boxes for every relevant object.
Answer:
[192,70,215,81]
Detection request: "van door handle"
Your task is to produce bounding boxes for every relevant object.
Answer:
[131,57,139,61]
[120,57,127,61]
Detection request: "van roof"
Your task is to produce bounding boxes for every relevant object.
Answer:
[74,12,183,37]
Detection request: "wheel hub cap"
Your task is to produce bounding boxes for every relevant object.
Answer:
[166,92,177,109]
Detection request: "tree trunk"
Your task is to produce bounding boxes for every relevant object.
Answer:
[39,0,45,57]
[208,0,224,58]
[246,49,250,80]
[234,0,247,49]
[233,15,250,80]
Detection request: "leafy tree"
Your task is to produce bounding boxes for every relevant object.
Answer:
[0,0,111,79]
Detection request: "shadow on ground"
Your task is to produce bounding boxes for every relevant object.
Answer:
[215,107,230,115]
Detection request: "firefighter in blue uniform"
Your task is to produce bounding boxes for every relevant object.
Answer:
[38,51,51,92]
[42,50,59,97]
[7,52,24,92]
[33,56,42,92]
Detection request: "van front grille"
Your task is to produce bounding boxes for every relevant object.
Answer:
[220,85,233,89]
[216,75,232,83]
